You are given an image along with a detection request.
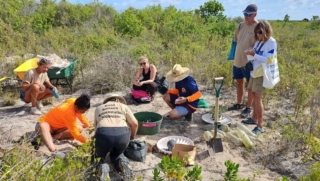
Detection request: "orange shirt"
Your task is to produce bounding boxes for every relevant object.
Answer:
[38,98,90,143]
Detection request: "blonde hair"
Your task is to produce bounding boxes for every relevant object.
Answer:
[254,20,273,42]
[139,56,148,62]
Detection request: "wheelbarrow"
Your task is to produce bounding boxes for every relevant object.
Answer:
[47,59,78,91]
[13,58,77,91]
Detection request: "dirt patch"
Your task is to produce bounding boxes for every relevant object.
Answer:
[0,86,311,180]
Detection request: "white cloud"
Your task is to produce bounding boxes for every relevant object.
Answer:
[308,0,320,8]
[226,0,255,7]
[284,0,308,5]
[152,0,183,4]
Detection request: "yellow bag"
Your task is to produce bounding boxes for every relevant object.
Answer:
[171,144,196,165]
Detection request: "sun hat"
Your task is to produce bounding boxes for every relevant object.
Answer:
[166,64,190,82]
[103,93,127,104]
[243,4,257,13]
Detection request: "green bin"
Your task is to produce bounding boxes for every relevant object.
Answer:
[47,59,77,79]
[134,112,163,135]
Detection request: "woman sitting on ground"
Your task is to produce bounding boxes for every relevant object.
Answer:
[132,56,158,98]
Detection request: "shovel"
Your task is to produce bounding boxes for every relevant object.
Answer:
[206,77,224,155]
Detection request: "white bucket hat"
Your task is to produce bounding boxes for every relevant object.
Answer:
[103,93,127,104]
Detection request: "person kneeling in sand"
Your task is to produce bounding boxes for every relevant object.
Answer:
[35,94,91,152]
[163,64,202,121]
[20,58,59,115]
[93,94,138,181]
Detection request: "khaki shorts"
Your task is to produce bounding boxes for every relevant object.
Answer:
[248,76,264,93]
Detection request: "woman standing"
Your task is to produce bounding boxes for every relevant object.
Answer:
[132,56,158,98]
[242,20,277,134]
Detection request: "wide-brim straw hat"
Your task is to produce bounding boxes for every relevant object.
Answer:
[103,93,127,104]
[166,64,190,82]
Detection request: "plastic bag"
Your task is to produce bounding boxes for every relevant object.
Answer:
[131,90,152,103]
[197,98,209,108]
[156,76,169,95]
[262,58,280,89]
[124,140,148,162]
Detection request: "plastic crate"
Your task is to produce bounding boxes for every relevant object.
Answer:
[134,112,163,135]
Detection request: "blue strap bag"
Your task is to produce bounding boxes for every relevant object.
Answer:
[227,23,242,61]
[227,37,237,60]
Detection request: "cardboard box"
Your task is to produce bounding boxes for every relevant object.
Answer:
[171,144,196,165]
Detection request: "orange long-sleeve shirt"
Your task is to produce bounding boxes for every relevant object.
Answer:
[38,98,90,143]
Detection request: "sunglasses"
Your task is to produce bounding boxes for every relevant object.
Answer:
[243,13,254,17]
[255,31,263,35]
[139,62,146,66]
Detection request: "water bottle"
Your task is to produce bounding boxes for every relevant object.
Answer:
[50,87,60,98]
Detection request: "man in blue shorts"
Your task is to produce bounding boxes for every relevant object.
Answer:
[228,4,259,118]
[163,64,202,121]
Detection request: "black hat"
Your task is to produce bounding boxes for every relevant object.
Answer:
[243,4,258,13]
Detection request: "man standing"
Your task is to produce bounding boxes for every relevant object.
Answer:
[228,4,258,118]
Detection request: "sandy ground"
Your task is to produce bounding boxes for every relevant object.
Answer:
[0,86,309,181]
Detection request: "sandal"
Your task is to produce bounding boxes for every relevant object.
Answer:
[241,118,256,125]
[252,127,264,135]
[227,103,245,111]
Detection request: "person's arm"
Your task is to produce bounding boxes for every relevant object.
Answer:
[167,88,179,95]
[43,73,58,92]
[132,68,144,86]
[140,65,157,84]
[76,113,90,128]
[179,78,202,103]
[64,114,88,143]
[124,106,138,140]
[20,70,34,91]
[93,108,99,133]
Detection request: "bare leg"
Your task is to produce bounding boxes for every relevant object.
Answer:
[252,92,258,125]
[52,125,83,140]
[35,122,56,152]
[168,109,182,120]
[37,89,54,100]
[24,84,41,107]
[163,93,175,109]
[254,92,264,128]
[236,79,244,104]
[246,88,254,108]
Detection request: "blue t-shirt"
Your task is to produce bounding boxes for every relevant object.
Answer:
[175,76,200,108]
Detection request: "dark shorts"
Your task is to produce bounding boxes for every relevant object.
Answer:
[20,90,26,102]
[169,94,196,115]
[233,66,251,82]
[94,127,130,162]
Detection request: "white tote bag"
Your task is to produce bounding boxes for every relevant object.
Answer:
[262,58,280,89]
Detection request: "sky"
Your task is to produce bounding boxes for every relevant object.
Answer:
[69,0,320,21]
